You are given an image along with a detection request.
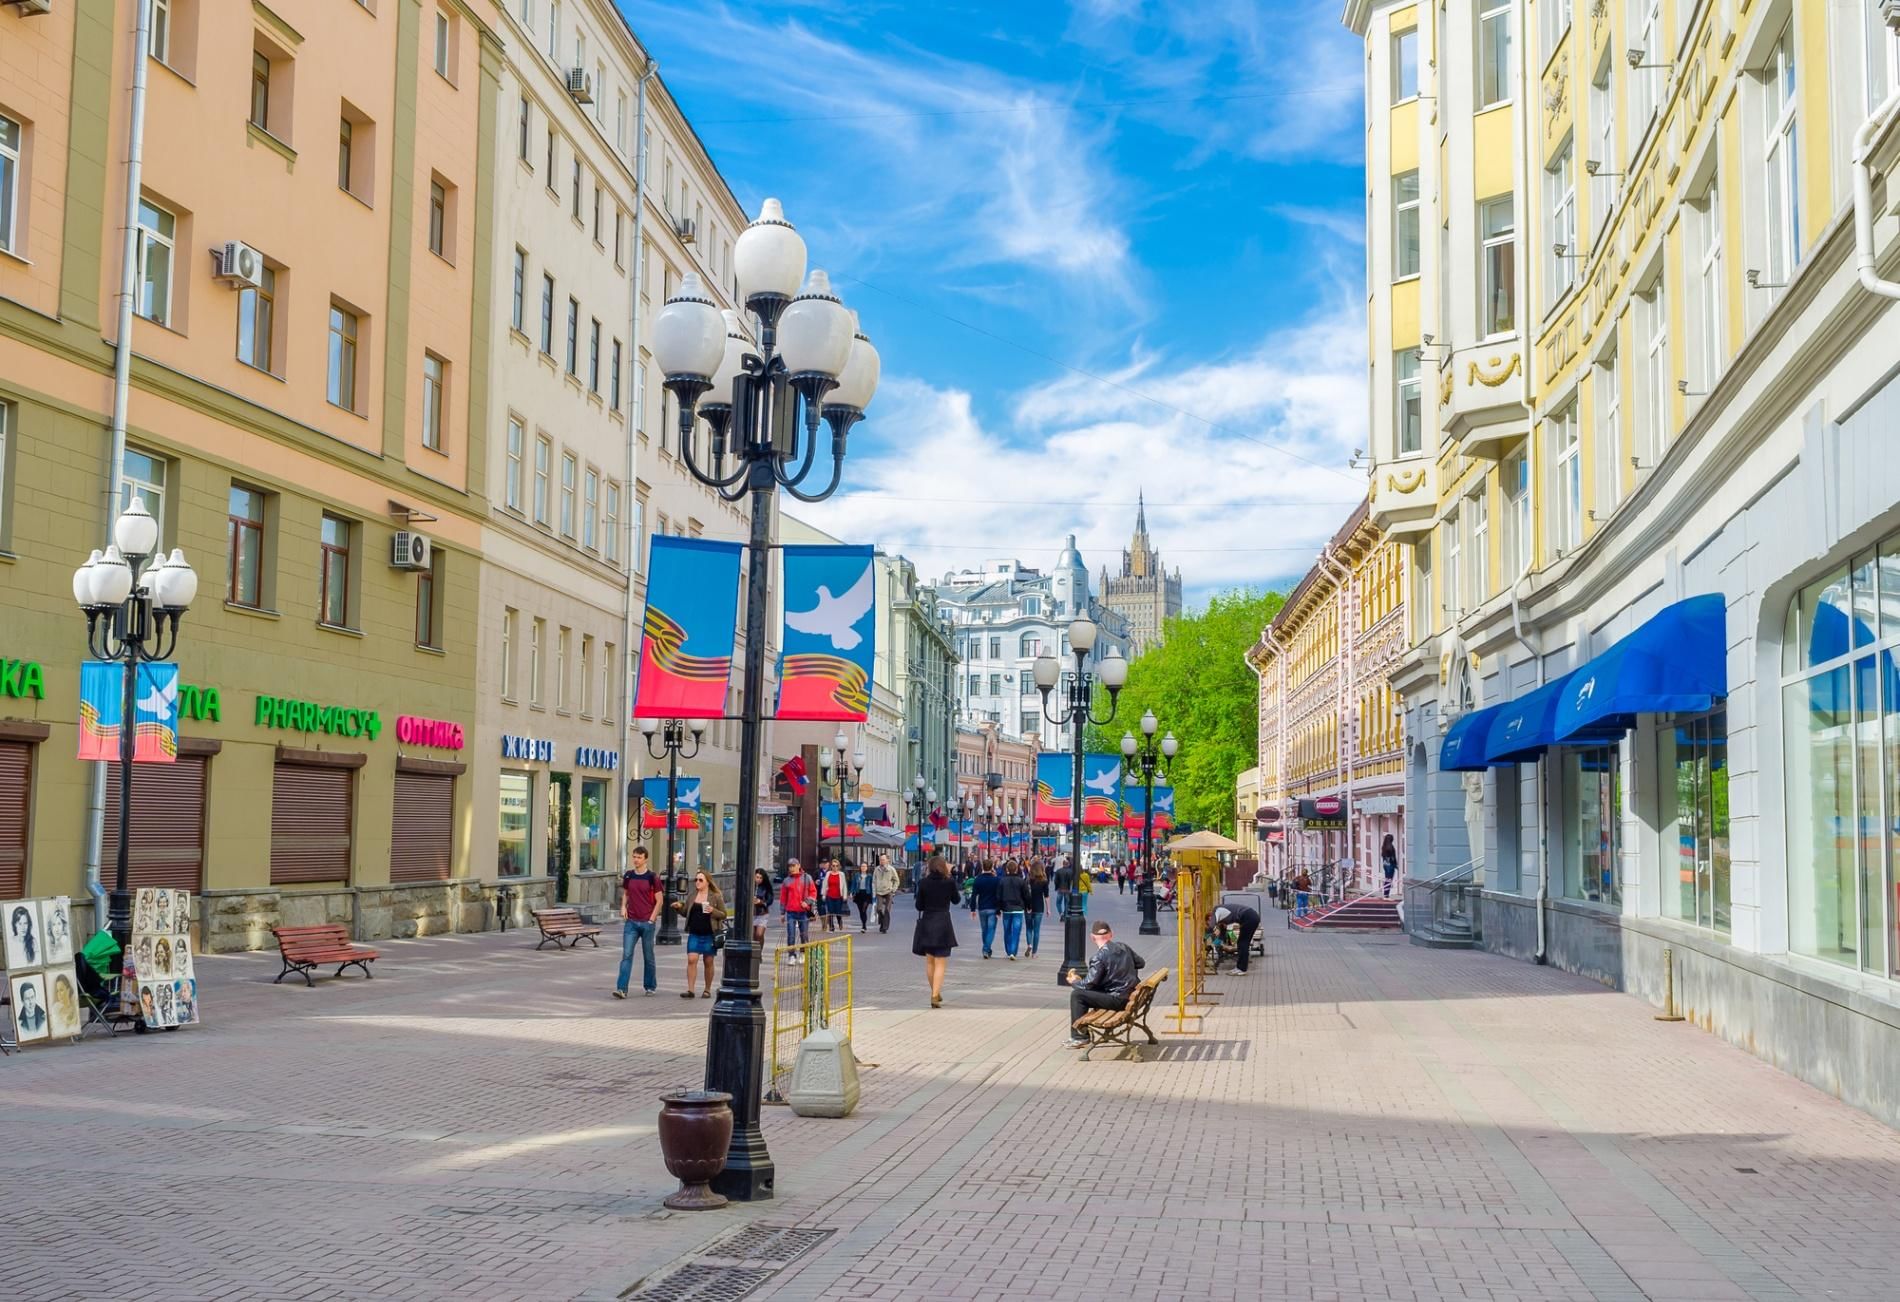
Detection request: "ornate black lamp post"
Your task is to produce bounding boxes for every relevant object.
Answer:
[640,717,703,946]
[73,495,199,951]
[820,730,864,868]
[653,196,879,1202]
[952,794,969,869]
[1120,710,1178,937]
[1032,615,1128,984]
[905,775,936,877]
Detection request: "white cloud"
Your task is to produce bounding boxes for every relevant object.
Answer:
[796,302,1370,596]
[1270,203,1367,246]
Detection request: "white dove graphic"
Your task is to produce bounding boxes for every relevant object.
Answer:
[1083,766,1121,796]
[786,563,874,651]
[137,675,178,718]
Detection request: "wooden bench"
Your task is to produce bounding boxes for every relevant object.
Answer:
[1072,967,1169,1060]
[531,906,602,951]
[271,925,380,987]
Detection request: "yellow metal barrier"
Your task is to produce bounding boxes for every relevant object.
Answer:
[1166,864,1222,1034]
[764,933,854,1104]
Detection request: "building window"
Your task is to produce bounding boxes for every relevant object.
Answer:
[1549,403,1581,554]
[1501,446,1530,578]
[988,636,1002,659]
[602,642,616,722]
[546,0,560,58]
[545,128,556,187]
[428,180,447,257]
[517,95,531,165]
[1690,178,1723,393]
[1480,196,1515,336]
[1637,280,1668,464]
[1630,0,1664,136]
[498,770,531,873]
[1544,140,1577,304]
[588,318,601,392]
[327,303,359,411]
[539,273,555,354]
[511,247,527,332]
[0,403,9,539]
[1412,536,1432,640]
[318,514,351,628]
[1659,705,1729,933]
[580,635,593,717]
[1762,23,1800,289]
[416,552,442,649]
[614,208,625,266]
[421,352,446,452]
[571,157,582,221]
[556,626,570,711]
[337,114,355,194]
[1391,25,1418,102]
[604,481,621,563]
[505,416,525,512]
[1443,508,1461,625]
[250,50,272,132]
[1561,745,1622,907]
[136,199,176,327]
[1539,0,1572,63]
[633,495,646,572]
[120,447,169,542]
[1590,58,1617,237]
[1019,634,1040,657]
[1477,0,1512,110]
[1594,352,1621,514]
[560,451,576,537]
[236,264,276,373]
[1395,350,1422,455]
[1393,170,1420,279]
[533,434,551,525]
[0,113,19,256]
[1868,0,1900,112]
[565,296,579,374]
[226,485,265,608]
[501,607,517,699]
[530,617,545,706]
[592,184,602,243]
[150,0,172,63]
[609,338,623,410]
[1467,488,1489,602]
[583,467,599,550]
[433,9,451,78]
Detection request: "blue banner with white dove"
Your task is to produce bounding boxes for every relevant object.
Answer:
[78,661,178,763]
[776,544,875,721]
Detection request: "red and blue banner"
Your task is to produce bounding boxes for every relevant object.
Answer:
[1122,784,1175,831]
[820,801,865,840]
[1081,753,1123,826]
[776,545,876,721]
[1034,754,1072,823]
[79,661,178,763]
[634,536,742,719]
[640,776,702,830]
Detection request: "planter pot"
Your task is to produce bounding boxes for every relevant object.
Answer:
[657,1089,733,1210]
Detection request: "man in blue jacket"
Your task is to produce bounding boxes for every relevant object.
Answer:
[967,863,1002,958]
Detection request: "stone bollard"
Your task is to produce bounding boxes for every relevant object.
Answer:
[786,1029,860,1118]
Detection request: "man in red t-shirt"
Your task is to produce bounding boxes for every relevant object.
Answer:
[614,846,664,998]
[779,860,818,946]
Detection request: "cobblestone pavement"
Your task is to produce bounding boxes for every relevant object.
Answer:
[6,888,1900,1300]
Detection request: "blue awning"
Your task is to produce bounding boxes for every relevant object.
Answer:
[1554,594,1727,740]
[1483,672,1583,764]
[1439,704,1504,771]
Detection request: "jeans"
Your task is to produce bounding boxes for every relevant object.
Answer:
[1024,910,1043,954]
[1295,892,1310,918]
[978,909,999,954]
[1069,986,1127,1036]
[1002,910,1025,956]
[1383,867,1396,897]
[617,919,656,993]
[1233,915,1259,972]
[784,911,811,947]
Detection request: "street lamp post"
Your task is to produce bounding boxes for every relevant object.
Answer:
[953,794,969,870]
[1120,710,1178,938]
[820,731,864,869]
[640,718,703,946]
[906,773,931,879]
[654,197,879,1202]
[1034,616,1128,984]
[72,496,199,950]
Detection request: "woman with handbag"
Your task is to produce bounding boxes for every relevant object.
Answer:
[671,871,727,998]
[911,854,960,1008]
[850,860,876,931]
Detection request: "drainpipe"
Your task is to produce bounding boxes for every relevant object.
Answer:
[1509,561,1549,963]
[618,56,658,878]
[1261,621,1288,880]
[1853,68,1900,300]
[1322,545,1357,893]
[85,0,156,935]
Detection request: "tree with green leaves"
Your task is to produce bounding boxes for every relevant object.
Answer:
[1087,588,1285,834]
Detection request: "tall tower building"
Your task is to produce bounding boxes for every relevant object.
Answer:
[1101,495,1183,658]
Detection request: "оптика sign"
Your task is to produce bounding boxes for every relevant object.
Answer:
[256,694,382,739]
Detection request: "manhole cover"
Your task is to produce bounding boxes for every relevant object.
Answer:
[624,1264,774,1301]
[704,1225,834,1266]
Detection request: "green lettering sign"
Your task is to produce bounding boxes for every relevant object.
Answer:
[256,695,274,725]
[0,659,39,699]
[202,687,221,722]
[254,693,380,739]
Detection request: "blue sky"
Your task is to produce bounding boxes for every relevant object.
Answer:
[618,0,1372,602]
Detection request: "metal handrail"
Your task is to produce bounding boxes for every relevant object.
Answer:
[1405,856,1482,943]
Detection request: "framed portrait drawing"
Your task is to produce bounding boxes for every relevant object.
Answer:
[10,972,49,1042]
[45,966,81,1039]
[40,897,74,967]
[4,900,42,971]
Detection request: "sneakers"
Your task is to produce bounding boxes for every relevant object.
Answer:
[612,989,627,1000]
[1007,954,1016,961]
[1067,1037,1089,1048]
[643,988,655,997]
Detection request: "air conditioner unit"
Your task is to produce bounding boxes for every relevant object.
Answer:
[672,215,696,243]
[3,0,54,15]
[215,241,265,289]
[391,531,432,571]
[565,68,593,104]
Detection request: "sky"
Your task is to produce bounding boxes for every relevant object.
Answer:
[618,0,1372,605]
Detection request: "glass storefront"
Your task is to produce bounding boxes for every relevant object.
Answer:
[1561,745,1621,908]
[1659,707,1730,933]
[498,770,532,875]
[578,777,605,873]
[1782,544,1899,973]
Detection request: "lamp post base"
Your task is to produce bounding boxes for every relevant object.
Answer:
[656,873,684,945]
[1137,877,1161,935]
[1056,904,1087,985]
[704,974,774,1201]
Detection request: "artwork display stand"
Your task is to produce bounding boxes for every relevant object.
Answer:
[119,887,202,1032]
[1,894,84,1050]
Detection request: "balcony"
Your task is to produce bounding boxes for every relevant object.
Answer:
[1440,340,1526,457]
[1367,455,1435,537]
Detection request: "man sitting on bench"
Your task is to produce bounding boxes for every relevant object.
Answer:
[1061,920,1143,1047]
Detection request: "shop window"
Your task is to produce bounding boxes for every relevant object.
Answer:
[579,777,606,872]
[1659,706,1730,934]
[1561,744,1621,908]
[498,770,532,875]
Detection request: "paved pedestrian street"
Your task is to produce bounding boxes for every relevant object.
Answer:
[3,890,1898,1302]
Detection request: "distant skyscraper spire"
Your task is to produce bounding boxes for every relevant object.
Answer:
[1135,490,1147,537]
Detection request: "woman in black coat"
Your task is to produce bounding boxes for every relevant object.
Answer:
[912,853,960,1008]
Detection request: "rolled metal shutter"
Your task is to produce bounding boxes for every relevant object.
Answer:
[270,763,353,885]
[100,753,207,892]
[389,770,453,882]
[0,741,29,897]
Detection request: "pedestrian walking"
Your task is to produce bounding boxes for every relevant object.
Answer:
[873,853,900,933]
[1293,868,1313,919]
[1213,901,1261,974]
[1062,920,1144,1046]
[751,869,772,946]
[995,861,1029,960]
[1053,857,1076,919]
[850,861,876,931]
[1024,865,1049,957]
[819,858,850,933]
[1381,834,1399,897]
[780,860,817,946]
[968,861,1001,957]
[1116,862,1128,895]
[670,871,726,999]
[912,854,960,1008]
[613,846,663,998]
